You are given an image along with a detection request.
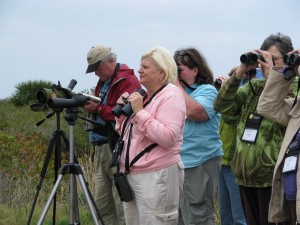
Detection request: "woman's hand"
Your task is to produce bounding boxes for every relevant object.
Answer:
[117,92,129,105]
[256,49,273,78]
[127,92,144,114]
[218,76,230,87]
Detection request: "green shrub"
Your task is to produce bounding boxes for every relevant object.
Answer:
[10,80,53,106]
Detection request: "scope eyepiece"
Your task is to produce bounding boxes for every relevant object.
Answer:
[66,79,77,92]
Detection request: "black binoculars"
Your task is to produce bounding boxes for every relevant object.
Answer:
[112,89,146,117]
[284,53,300,66]
[214,79,222,91]
[240,52,264,64]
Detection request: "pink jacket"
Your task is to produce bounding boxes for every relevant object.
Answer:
[116,83,186,174]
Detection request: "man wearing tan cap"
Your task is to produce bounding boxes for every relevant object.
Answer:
[83,44,141,225]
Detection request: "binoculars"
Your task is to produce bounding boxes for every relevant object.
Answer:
[283,53,300,80]
[112,89,146,117]
[240,52,265,64]
[214,79,222,91]
[284,53,300,66]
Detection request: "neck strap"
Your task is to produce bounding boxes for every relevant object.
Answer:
[124,84,167,174]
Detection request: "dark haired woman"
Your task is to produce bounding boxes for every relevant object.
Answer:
[174,47,222,225]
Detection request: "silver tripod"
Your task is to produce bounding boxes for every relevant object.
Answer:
[37,108,104,225]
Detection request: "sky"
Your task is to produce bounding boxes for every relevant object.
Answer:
[1,0,300,100]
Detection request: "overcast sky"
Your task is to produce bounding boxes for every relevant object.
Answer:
[1,0,299,100]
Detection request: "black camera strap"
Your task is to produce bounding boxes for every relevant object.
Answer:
[124,84,167,174]
[125,124,158,174]
[179,79,196,91]
[114,116,131,170]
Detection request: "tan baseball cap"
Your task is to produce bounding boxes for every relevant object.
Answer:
[86,45,112,73]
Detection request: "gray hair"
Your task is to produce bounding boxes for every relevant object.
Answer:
[102,52,117,64]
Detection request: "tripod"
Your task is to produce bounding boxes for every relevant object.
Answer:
[27,110,70,225]
[37,108,104,225]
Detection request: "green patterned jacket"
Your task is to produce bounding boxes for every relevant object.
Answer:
[214,74,298,187]
[219,114,238,166]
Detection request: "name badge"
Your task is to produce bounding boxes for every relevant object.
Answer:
[282,156,298,173]
[241,112,263,144]
[241,128,258,143]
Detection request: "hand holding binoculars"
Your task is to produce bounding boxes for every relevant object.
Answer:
[112,89,146,117]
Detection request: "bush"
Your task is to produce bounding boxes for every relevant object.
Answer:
[10,80,53,106]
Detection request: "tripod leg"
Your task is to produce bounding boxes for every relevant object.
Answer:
[79,170,103,223]
[69,174,80,224]
[26,135,56,225]
[73,178,81,223]
[53,130,63,225]
[71,162,104,224]
[78,174,104,225]
[37,174,64,225]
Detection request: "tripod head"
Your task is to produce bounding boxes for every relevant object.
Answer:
[64,108,81,126]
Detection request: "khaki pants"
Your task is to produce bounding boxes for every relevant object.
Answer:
[123,162,184,225]
[94,143,125,225]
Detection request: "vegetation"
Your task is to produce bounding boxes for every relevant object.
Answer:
[0,80,221,224]
[10,80,53,106]
[0,80,96,224]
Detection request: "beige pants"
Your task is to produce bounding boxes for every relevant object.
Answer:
[94,143,125,225]
[123,162,184,225]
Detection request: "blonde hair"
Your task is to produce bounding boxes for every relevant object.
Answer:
[141,47,177,84]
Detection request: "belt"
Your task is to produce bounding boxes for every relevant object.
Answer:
[92,140,108,146]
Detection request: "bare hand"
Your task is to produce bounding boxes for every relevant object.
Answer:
[217,76,230,87]
[127,92,144,114]
[117,92,129,105]
[83,100,99,113]
[256,49,273,77]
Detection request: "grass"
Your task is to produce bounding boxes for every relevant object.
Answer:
[0,203,95,225]
[0,149,98,225]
